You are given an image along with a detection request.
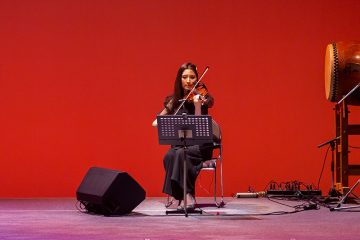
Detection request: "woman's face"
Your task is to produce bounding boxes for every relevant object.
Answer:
[181,69,197,92]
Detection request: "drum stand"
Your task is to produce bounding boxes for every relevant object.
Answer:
[333,84,360,194]
[330,84,360,211]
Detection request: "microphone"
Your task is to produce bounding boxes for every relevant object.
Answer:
[317,136,340,148]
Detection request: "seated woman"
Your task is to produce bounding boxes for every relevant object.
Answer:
[152,62,214,210]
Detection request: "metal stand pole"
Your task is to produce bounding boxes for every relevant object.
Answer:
[318,137,341,198]
[165,132,202,217]
[183,144,188,217]
[329,141,341,197]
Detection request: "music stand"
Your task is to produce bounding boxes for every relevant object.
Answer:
[157,114,214,217]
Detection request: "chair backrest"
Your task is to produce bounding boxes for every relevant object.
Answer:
[212,119,221,144]
[206,120,222,164]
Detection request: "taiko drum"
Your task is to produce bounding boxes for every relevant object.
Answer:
[325,41,360,105]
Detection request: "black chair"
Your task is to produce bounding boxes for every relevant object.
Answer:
[199,120,225,207]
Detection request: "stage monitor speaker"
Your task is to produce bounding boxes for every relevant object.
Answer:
[76,167,146,215]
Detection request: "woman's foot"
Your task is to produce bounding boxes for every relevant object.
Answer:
[176,194,195,210]
[185,193,195,209]
[165,196,175,208]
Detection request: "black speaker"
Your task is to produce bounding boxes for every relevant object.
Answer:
[76,167,146,215]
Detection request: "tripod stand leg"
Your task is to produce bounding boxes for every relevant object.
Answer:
[332,179,360,211]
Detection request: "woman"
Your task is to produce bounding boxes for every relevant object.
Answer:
[152,62,214,209]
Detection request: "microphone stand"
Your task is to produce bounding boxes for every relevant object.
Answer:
[318,137,341,199]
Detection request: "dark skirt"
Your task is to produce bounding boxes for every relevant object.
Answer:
[162,144,213,200]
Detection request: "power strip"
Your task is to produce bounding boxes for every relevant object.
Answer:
[266,190,322,196]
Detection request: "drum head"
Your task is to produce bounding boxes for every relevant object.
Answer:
[324,43,336,102]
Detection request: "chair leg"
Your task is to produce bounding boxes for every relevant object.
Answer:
[217,160,225,208]
[214,166,217,204]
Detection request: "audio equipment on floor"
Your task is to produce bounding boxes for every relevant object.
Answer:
[76,167,146,215]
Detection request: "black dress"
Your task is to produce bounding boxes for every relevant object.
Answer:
[162,94,214,200]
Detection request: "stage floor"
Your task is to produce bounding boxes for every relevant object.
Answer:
[0,197,358,239]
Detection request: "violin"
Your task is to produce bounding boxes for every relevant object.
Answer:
[186,82,208,102]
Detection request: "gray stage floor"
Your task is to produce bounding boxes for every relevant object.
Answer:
[0,197,359,239]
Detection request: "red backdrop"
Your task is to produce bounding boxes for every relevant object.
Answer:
[1,0,360,197]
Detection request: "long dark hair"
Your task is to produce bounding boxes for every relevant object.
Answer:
[171,62,198,111]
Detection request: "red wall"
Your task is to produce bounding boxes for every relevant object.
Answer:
[1,0,360,197]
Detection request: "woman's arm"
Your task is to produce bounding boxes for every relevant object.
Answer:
[152,107,168,127]
[152,98,173,127]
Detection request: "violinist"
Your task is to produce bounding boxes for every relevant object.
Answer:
[152,62,214,210]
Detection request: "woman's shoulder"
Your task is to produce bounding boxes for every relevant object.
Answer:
[164,95,173,106]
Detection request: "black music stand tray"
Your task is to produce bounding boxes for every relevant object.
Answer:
[157,114,214,217]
